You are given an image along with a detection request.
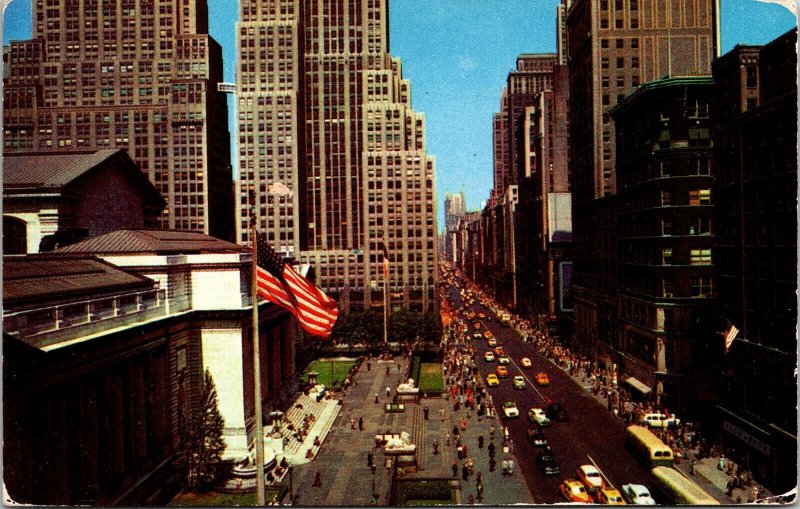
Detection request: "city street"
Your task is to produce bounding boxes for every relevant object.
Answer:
[448,284,652,503]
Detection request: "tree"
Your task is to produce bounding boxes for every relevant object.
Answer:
[185,368,226,491]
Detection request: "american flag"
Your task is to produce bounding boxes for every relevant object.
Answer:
[379,241,389,279]
[724,323,739,353]
[255,233,339,338]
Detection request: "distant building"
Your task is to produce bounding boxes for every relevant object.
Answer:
[611,75,717,412]
[711,29,797,493]
[567,0,719,363]
[235,0,437,314]
[3,150,165,254]
[444,192,466,264]
[2,0,233,238]
[3,230,297,505]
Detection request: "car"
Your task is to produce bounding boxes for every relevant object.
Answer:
[498,355,511,365]
[640,412,680,429]
[513,375,526,389]
[473,322,482,329]
[560,479,593,504]
[596,488,627,505]
[520,357,532,369]
[527,407,551,426]
[483,351,495,362]
[496,365,509,378]
[545,402,569,422]
[486,374,500,387]
[576,464,605,493]
[502,401,519,418]
[535,448,561,476]
[535,372,550,386]
[526,425,548,447]
[473,332,484,340]
[484,330,494,340]
[493,346,505,356]
[478,312,486,319]
[620,484,655,505]
[487,337,498,347]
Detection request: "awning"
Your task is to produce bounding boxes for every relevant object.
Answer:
[623,376,652,395]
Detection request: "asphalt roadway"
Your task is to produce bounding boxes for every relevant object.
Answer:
[451,286,654,504]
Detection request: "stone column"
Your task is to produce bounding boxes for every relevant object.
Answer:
[269,323,283,405]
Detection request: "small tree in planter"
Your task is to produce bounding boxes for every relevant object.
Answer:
[185,368,226,491]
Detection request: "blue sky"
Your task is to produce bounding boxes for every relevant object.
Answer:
[3,0,796,228]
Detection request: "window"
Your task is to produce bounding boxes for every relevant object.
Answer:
[601,39,609,48]
[689,189,711,205]
[661,190,672,206]
[660,160,671,177]
[631,56,639,68]
[689,217,711,235]
[662,279,674,298]
[694,158,711,175]
[616,57,625,68]
[662,248,673,265]
[616,38,624,48]
[631,38,639,48]
[690,276,713,297]
[690,249,712,265]
[661,219,672,236]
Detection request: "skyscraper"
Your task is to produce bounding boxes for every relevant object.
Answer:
[566,0,719,353]
[444,191,466,264]
[2,0,233,240]
[236,0,437,312]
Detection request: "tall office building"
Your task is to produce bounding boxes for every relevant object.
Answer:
[444,191,466,264]
[236,0,437,312]
[712,30,797,491]
[566,0,719,354]
[3,0,233,240]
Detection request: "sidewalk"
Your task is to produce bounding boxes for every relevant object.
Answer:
[286,355,534,506]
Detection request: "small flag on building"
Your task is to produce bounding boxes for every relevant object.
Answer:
[255,233,339,338]
[379,241,389,279]
[724,323,739,353]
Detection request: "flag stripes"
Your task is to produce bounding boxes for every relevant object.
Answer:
[254,232,339,338]
[724,323,739,353]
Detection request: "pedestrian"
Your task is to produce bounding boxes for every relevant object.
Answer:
[750,486,759,503]
[386,365,390,375]
[477,483,484,502]
[440,408,446,422]
[487,441,495,457]
[478,434,484,448]
[367,451,374,467]
[453,425,460,437]
[350,417,356,430]
[462,464,469,481]
[386,386,391,398]
[358,416,364,431]
[452,462,459,478]
[313,470,321,487]
[460,417,467,431]
[433,438,440,455]
[367,361,371,371]
[476,471,483,485]
[375,392,379,404]
[489,456,496,472]
[423,406,429,420]
[501,460,509,476]
[489,425,496,440]
[467,493,475,505]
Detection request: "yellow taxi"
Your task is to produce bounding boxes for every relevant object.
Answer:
[486,374,500,387]
[496,365,509,378]
[560,479,592,503]
[596,488,627,505]
[535,372,550,386]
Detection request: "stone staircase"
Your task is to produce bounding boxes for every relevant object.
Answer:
[275,392,341,466]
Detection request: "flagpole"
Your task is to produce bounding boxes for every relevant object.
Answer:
[383,268,389,347]
[250,208,266,506]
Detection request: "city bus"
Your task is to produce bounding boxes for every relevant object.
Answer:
[650,466,720,505]
[626,425,674,468]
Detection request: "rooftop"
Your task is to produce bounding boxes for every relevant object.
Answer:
[54,229,247,255]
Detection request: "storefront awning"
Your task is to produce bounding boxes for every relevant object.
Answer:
[623,376,652,395]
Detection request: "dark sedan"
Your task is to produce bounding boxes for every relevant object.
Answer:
[526,426,548,447]
[546,402,569,422]
[535,449,561,476]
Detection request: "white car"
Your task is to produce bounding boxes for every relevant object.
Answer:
[576,464,605,493]
[483,351,496,362]
[640,413,680,429]
[502,401,520,419]
[513,375,526,389]
[520,357,532,369]
[527,407,551,426]
[621,484,656,505]
[498,355,511,365]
